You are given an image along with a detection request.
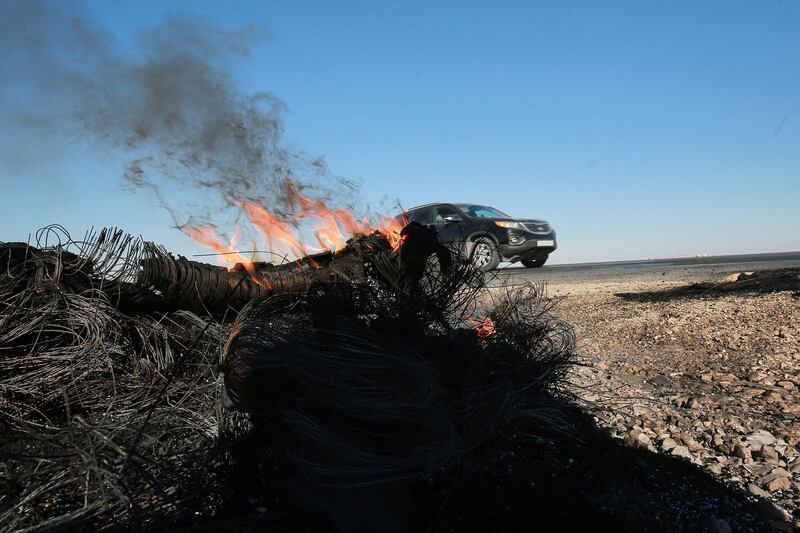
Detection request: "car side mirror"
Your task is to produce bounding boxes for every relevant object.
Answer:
[443,215,461,223]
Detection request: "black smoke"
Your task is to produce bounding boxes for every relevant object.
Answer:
[0,0,359,232]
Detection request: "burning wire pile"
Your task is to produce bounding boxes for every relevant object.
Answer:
[0,226,242,530]
[0,222,577,531]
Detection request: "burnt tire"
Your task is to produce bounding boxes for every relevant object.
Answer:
[521,257,547,268]
[470,239,500,272]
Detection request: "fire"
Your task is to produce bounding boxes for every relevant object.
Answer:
[179,225,270,288]
[181,180,408,279]
[238,200,310,261]
[376,214,407,250]
[468,315,496,339]
[284,181,368,251]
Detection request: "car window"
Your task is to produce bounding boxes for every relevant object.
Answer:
[432,205,459,224]
[407,207,432,224]
[455,205,510,218]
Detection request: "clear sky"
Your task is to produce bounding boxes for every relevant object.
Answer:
[1,1,798,264]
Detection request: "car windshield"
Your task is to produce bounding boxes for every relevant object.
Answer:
[455,204,511,218]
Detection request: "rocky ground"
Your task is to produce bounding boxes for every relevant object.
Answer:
[548,267,800,530]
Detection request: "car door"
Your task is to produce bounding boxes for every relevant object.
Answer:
[430,204,468,254]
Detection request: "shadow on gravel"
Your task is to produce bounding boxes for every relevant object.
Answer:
[616,268,800,302]
[179,401,786,533]
[414,402,786,533]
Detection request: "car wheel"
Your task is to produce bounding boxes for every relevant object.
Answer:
[521,257,547,268]
[470,238,500,271]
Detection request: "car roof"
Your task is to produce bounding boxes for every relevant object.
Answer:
[407,202,470,211]
[406,203,438,211]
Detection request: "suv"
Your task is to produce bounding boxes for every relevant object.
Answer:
[404,203,557,271]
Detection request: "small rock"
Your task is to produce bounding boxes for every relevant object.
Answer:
[679,432,703,452]
[733,443,752,461]
[764,391,784,403]
[762,476,790,492]
[687,397,702,409]
[757,446,780,462]
[782,404,800,415]
[769,467,789,478]
[671,445,691,459]
[744,463,773,477]
[747,483,770,498]
[661,437,678,452]
[782,433,800,446]
[774,441,788,457]
[649,374,671,387]
[706,464,722,475]
[777,380,795,391]
[635,433,652,450]
[747,431,776,447]
[744,463,772,477]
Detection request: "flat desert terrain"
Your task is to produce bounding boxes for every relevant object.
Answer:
[541,266,800,526]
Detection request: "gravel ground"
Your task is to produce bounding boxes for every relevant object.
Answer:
[546,267,800,529]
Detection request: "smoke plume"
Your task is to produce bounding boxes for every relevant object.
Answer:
[0,0,360,233]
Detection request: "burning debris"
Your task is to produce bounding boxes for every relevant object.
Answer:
[0,222,577,530]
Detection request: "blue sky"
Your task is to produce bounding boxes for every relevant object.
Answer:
[1,1,798,263]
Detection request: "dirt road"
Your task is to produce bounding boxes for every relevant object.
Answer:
[496,262,800,527]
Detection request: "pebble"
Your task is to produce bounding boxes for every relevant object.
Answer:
[747,483,770,498]
[782,404,800,415]
[757,446,780,463]
[747,431,776,447]
[760,475,790,492]
[671,445,691,459]
[679,432,703,452]
[764,391,784,402]
[568,281,800,525]
[661,437,678,452]
[744,463,772,476]
[733,443,751,462]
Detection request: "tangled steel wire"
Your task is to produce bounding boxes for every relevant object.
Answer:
[0,223,577,531]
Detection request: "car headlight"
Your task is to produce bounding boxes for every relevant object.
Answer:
[494,220,524,229]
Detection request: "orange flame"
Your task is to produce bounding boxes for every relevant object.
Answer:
[179,225,270,288]
[181,179,409,284]
[284,180,373,250]
[468,315,496,339]
[238,199,311,261]
[376,213,407,250]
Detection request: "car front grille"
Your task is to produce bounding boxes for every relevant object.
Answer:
[524,223,550,233]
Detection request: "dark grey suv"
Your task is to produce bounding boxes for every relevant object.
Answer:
[404,203,557,271]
